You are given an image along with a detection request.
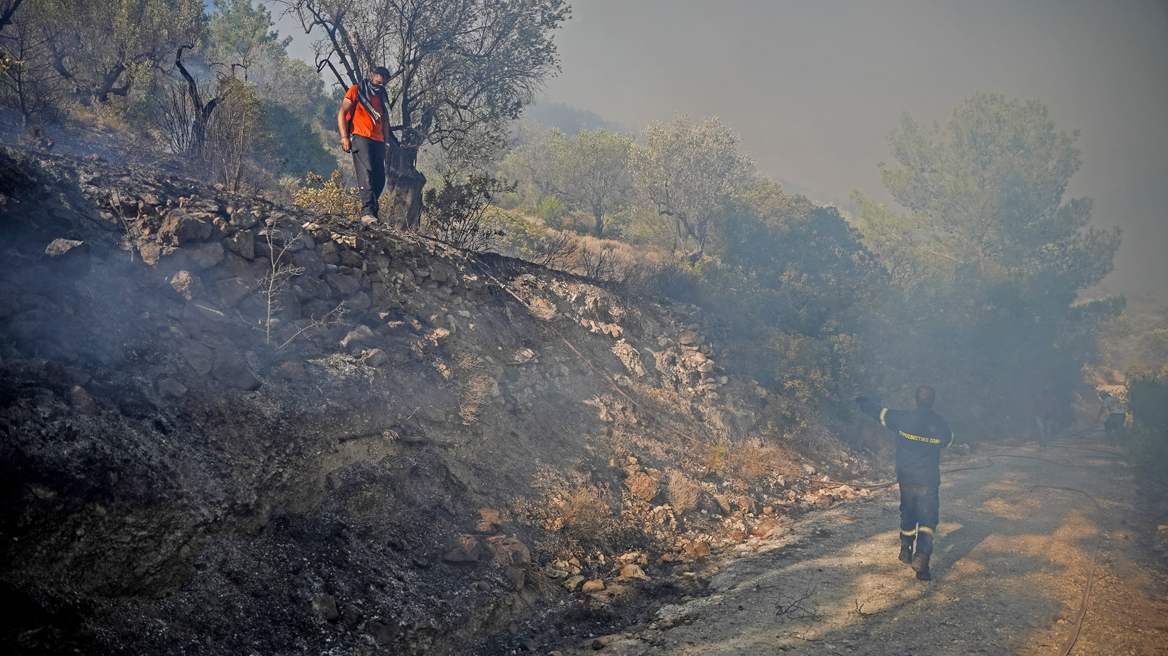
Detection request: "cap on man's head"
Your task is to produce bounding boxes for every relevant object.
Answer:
[371,66,392,79]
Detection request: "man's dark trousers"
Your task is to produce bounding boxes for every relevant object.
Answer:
[351,135,386,218]
[899,482,939,555]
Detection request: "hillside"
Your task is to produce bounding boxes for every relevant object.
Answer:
[0,146,881,654]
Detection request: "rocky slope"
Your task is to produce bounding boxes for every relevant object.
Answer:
[0,145,880,654]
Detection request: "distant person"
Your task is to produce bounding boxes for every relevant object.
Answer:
[338,67,393,224]
[1033,388,1060,449]
[1096,391,1126,443]
[855,386,954,581]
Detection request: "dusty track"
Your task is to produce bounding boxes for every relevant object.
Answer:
[574,441,1168,655]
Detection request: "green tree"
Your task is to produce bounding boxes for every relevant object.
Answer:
[633,114,754,259]
[40,0,205,105]
[511,128,636,237]
[284,0,570,229]
[878,91,1119,290]
[852,92,1124,435]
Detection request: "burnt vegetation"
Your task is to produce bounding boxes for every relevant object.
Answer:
[0,1,1159,655]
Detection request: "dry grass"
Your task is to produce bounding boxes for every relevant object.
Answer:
[725,438,801,482]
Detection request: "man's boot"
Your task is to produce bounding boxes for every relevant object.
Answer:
[912,554,931,580]
[913,530,933,580]
[898,536,914,565]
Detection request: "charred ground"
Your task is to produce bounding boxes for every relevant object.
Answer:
[0,146,894,654]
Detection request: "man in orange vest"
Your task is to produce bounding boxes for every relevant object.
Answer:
[338,67,392,223]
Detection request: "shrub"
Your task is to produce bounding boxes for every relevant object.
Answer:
[1122,370,1168,483]
[422,174,514,250]
[292,171,361,218]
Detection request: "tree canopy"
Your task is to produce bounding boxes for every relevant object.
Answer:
[284,0,570,226]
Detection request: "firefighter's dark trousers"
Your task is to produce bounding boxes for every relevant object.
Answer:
[898,482,939,556]
[350,135,386,219]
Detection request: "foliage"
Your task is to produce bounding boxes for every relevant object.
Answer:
[422,174,514,250]
[283,0,570,224]
[205,76,274,192]
[292,170,360,217]
[1122,371,1168,483]
[851,92,1124,435]
[632,114,754,258]
[31,0,204,106]
[509,127,637,237]
[264,103,336,181]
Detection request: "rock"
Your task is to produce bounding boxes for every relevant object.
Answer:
[185,241,225,269]
[581,579,605,594]
[693,541,711,557]
[442,535,482,564]
[326,272,360,295]
[226,229,255,260]
[697,361,715,373]
[320,242,339,264]
[421,407,445,424]
[476,508,502,533]
[361,348,388,367]
[713,493,732,515]
[212,349,261,390]
[546,569,569,579]
[169,270,203,300]
[678,331,699,345]
[339,250,364,269]
[161,211,212,244]
[625,471,660,502]
[341,325,374,348]
[347,291,371,314]
[365,619,398,646]
[311,594,340,622]
[70,386,96,413]
[802,464,816,476]
[488,536,531,566]
[564,575,586,590]
[139,241,161,265]
[213,277,253,307]
[44,239,90,278]
[278,361,306,380]
[619,564,650,581]
[180,343,214,375]
[157,378,188,398]
[505,566,525,589]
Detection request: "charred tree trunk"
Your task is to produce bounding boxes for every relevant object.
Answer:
[385,137,425,229]
[175,47,218,160]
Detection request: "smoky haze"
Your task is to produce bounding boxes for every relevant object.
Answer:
[282,0,1168,297]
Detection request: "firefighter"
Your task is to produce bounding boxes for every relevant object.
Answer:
[855,386,954,581]
[1096,391,1126,443]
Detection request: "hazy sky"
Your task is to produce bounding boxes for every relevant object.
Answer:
[277,0,1168,297]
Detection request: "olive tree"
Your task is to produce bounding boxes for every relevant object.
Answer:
[632,114,754,259]
[511,127,636,237]
[283,0,569,229]
[39,0,205,105]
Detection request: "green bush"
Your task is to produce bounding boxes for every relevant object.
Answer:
[1122,371,1168,483]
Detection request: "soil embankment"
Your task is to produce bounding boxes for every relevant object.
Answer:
[0,146,879,654]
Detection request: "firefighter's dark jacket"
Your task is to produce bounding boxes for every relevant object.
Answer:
[857,397,954,487]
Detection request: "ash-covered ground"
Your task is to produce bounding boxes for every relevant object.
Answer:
[0,145,891,654]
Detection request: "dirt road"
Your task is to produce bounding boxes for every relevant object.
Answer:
[572,441,1168,656]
